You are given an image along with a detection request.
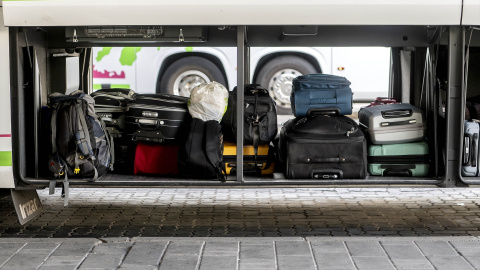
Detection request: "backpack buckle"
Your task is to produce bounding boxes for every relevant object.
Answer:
[252,115,260,124]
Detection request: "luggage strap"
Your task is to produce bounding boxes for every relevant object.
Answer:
[49,103,70,206]
[251,91,261,174]
[99,117,115,170]
[205,121,226,182]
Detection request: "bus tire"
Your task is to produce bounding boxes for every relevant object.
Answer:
[256,55,317,115]
[159,56,227,97]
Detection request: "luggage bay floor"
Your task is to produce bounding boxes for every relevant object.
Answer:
[92,173,443,186]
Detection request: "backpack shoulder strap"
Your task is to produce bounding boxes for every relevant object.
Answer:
[205,120,226,182]
[74,100,99,181]
[75,100,94,157]
[50,103,59,154]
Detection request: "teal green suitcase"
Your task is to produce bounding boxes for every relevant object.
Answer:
[368,141,429,176]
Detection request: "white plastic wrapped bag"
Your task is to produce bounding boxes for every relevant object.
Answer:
[188,81,229,122]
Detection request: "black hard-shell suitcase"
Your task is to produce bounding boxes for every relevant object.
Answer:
[91,88,136,138]
[125,94,190,142]
[278,112,367,179]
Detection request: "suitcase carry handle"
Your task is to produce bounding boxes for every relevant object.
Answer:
[97,113,113,124]
[463,133,478,167]
[133,130,166,143]
[472,133,478,167]
[310,169,343,179]
[137,118,161,130]
[381,109,413,118]
[464,134,471,165]
[383,169,412,177]
[379,119,417,127]
[307,107,341,116]
[375,97,398,102]
[380,164,414,176]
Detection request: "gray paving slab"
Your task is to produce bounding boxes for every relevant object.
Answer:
[426,256,476,270]
[416,240,461,257]
[51,242,96,256]
[464,256,480,269]
[275,241,312,256]
[346,241,387,256]
[199,255,238,270]
[79,253,125,269]
[277,255,317,270]
[38,255,86,270]
[1,254,53,270]
[158,254,199,270]
[121,241,168,267]
[352,256,396,270]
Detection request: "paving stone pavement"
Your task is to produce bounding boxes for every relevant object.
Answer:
[1,187,480,269]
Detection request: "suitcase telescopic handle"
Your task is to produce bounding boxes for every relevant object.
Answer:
[309,169,343,179]
[137,118,161,130]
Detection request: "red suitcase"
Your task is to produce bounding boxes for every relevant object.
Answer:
[134,142,178,175]
[366,97,399,107]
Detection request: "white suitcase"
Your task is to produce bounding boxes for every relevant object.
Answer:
[358,103,426,144]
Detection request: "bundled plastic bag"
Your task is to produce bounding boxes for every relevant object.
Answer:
[188,81,229,122]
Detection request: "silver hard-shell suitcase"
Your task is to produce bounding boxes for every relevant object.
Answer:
[358,103,426,144]
[462,120,480,177]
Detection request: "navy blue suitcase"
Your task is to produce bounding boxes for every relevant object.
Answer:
[291,74,353,117]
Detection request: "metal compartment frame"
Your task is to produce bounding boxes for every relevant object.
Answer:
[9,25,480,189]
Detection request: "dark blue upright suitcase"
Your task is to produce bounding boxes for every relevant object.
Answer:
[291,74,353,117]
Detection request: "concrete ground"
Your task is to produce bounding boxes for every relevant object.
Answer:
[1,187,480,269]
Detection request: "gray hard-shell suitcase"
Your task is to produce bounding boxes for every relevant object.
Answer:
[358,103,426,144]
[462,120,480,177]
[91,88,136,138]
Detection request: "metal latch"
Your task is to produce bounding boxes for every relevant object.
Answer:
[179,29,184,42]
[73,29,78,43]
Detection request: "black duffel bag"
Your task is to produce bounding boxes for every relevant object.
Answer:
[221,84,277,147]
[178,118,226,181]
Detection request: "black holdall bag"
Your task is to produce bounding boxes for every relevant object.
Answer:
[48,90,114,205]
[278,108,367,179]
[178,118,226,181]
[221,84,277,166]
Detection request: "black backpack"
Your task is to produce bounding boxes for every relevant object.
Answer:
[221,84,277,171]
[178,118,226,181]
[48,90,114,205]
[221,84,277,144]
